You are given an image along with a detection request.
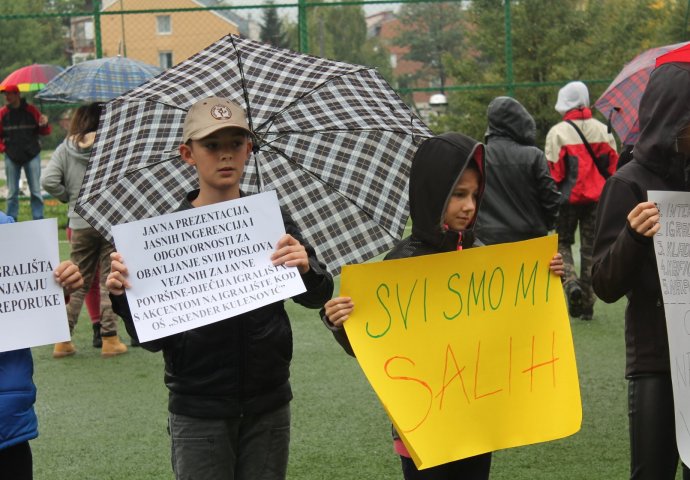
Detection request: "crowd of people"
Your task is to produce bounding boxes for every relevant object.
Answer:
[1,52,689,480]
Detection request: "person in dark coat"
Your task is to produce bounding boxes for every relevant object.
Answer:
[322,133,564,480]
[0,85,51,221]
[592,60,690,480]
[474,96,561,245]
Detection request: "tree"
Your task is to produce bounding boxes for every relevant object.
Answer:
[284,4,393,81]
[435,0,682,143]
[393,2,465,92]
[0,0,74,81]
[260,1,289,49]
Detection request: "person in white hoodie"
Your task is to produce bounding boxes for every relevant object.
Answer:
[41,103,128,358]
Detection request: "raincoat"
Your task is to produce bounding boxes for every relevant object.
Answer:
[475,96,560,245]
[592,61,690,377]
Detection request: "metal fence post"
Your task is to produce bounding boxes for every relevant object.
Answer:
[504,0,514,97]
[94,0,103,59]
[298,0,309,53]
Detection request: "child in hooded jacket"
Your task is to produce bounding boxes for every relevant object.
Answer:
[592,59,690,480]
[323,133,564,479]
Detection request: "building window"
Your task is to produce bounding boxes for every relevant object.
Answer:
[156,15,172,35]
[159,51,173,69]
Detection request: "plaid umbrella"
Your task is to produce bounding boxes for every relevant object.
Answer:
[0,63,64,92]
[36,56,163,104]
[75,35,432,275]
[595,41,690,145]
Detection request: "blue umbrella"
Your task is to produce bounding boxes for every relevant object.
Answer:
[36,56,163,103]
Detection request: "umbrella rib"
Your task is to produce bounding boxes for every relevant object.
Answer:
[229,36,372,136]
[262,143,402,242]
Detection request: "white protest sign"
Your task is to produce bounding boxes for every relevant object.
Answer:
[111,190,306,342]
[649,190,690,465]
[0,218,70,352]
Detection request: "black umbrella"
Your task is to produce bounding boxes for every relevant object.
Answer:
[75,35,432,274]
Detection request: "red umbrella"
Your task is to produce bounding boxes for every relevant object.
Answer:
[0,63,64,93]
[655,42,690,67]
[595,41,690,145]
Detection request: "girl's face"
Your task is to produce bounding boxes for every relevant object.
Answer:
[443,167,480,232]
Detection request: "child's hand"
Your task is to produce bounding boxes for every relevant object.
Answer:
[549,253,564,277]
[271,234,310,274]
[54,260,83,294]
[627,201,660,237]
[324,296,354,328]
[106,252,130,295]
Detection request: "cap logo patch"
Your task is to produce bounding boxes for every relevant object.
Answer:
[211,105,232,120]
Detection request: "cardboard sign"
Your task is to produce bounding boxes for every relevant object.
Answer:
[341,235,581,469]
[649,190,690,465]
[112,191,306,342]
[0,218,69,352]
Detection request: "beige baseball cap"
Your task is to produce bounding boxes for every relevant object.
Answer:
[182,96,252,142]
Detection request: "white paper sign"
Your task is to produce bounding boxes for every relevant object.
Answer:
[111,190,306,342]
[649,190,690,465]
[0,218,70,352]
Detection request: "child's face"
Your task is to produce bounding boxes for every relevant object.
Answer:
[443,167,480,231]
[180,127,252,195]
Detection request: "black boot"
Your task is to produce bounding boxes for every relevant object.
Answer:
[92,322,102,348]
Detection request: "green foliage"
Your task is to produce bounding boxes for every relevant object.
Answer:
[284,5,393,82]
[436,0,688,145]
[0,1,72,81]
[394,1,466,90]
[260,1,289,49]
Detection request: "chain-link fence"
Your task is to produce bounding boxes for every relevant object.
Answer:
[1,0,690,145]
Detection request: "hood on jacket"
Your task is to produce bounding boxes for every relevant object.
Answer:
[409,132,485,250]
[64,132,95,167]
[485,96,536,146]
[555,81,589,115]
[635,62,690,189]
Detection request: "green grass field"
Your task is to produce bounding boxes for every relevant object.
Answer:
[7,201,685,479]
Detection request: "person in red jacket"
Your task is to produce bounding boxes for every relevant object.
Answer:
[0,85,51,221]
[545,81,618,320]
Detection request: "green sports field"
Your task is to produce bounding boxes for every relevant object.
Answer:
[5,200,684,479]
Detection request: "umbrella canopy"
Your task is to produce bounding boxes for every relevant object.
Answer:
[594,41,690,145]
[0,63,64,92]
[75,35,432,275]
[36,56,163,104]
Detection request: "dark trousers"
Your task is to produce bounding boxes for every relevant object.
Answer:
[628,374,690,480]
[400,452,491,480]
[557,202,597,310]
[169,404,290,480]
[0,441,32,480]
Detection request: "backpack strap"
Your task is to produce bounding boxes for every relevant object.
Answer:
[566,119,611,180]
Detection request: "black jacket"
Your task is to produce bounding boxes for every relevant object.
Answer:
[112,190,334,417]
[474,96,561,245]
[592,62,690,377]
[0,99,46,164]
[327,132,486,354]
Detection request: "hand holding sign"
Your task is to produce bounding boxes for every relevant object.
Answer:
[271,234,310,274]
[55,261,84,294]
[628,201,661,237]
[106,252,130,296]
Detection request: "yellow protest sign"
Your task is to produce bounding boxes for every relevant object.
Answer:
[341,235,581,469]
